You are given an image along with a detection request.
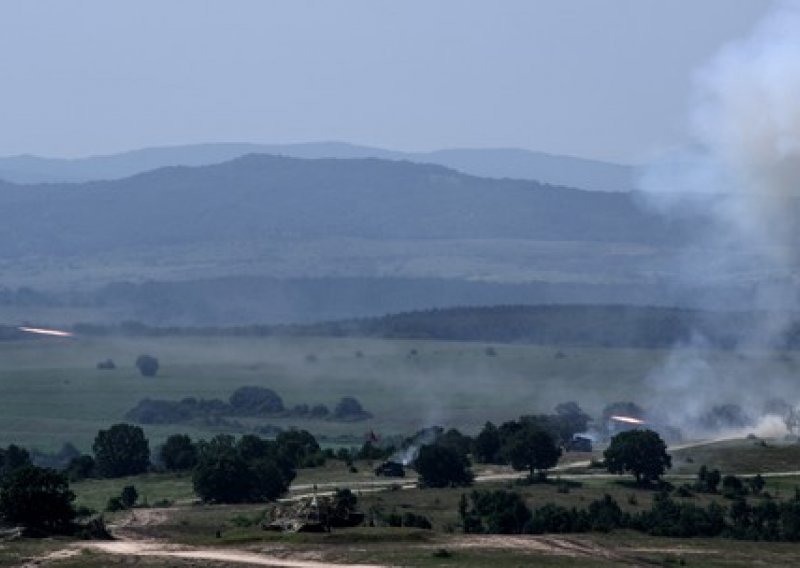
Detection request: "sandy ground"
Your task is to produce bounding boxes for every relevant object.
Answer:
[23,507,388,568]
[82,540,388,568]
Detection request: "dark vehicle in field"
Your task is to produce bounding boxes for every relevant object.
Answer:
[374,460,405,477]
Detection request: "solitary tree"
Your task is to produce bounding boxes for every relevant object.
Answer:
[93,423,150,478]
[0,466,75,534]
[504,428,562,480]
[135,354,159,377]
[604,429,671,485]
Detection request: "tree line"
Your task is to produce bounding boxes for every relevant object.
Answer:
[125,386,372,426]
[0,423,328,535]
[68,304,759,350]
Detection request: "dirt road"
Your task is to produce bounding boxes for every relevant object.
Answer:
[82,540,388,568]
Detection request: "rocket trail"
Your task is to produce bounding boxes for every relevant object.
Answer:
[610,415,646,425]
[17,326,74,338]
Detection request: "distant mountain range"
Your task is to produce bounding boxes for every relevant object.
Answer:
[0,142,638,192]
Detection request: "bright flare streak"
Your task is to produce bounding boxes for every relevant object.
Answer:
[18,326,74,338]
[610,415,646,425]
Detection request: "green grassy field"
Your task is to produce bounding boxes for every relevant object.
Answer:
[3,334,799,452]
[672,438,800,474]
[60,463,800,568]
[4,441,800,567]
[0,334,655,451]
[5,334,800,567]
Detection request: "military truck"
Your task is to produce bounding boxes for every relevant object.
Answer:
[374,460,405,477]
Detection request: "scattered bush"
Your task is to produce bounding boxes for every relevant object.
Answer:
[402,512,433,529]
[695,465,721,493]
[229,386,285,415]
[722,475,747,499]
[332,396,373,421]
[96,359,116,370]
[105,496,125,512]
[0,466,76,535]
[135,354,159,377]
[121,485,138,508]
[310,404,330,418]
[460,490,532,534]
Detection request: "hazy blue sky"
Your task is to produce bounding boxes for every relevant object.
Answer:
[0,0,772,163]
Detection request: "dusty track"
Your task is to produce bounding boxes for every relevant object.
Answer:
[73,508,389,568]
[82,540,387,567]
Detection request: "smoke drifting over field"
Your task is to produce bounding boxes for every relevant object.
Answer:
[639,2,800,435]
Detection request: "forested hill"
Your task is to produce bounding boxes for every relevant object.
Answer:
[0,154,687,259]
[278,305,750,348]
[73,305,766,350]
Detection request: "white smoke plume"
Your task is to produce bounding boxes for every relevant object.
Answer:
[638,2,800,436]
[644,1,800,260]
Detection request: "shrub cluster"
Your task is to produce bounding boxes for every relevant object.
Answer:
[473,404,589,466]
[459,480,800,542]
[125,387,371,425]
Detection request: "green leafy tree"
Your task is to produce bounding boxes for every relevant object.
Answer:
[0,444,32,481]
[193,435,250,503]
[92,423,150,478]
[160,434,198,471]
[192,434,292,503]
[437,428,473,460]
[504,428,562,480]
[604,429,671,485]
[473,422,502,464]
[414,444,473,488]
[275,429,322,468]
[0,466,75,534]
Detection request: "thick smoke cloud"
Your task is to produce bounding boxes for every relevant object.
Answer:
[638,2,800,436]
[643,2,800,271]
